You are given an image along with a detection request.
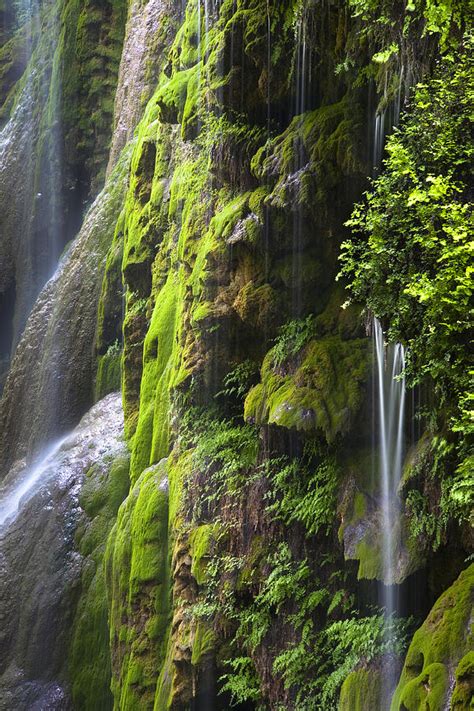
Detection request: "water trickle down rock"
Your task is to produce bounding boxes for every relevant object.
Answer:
[0,392,125,711]
[0,145,132,480]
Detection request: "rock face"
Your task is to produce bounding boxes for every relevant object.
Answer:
[391,565,474,711]
[106,0,179,173]
[0,393,126,710]
[0,146,131,478]
[0,0,126,382]
[0,0,471,710]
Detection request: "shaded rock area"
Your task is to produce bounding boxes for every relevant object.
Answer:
[0,145,131,480]
[0,393,126,711]
[0,0,126,381]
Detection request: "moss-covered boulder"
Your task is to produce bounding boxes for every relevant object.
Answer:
[69,453,130,710]
[339,667,383,711]
[391,565,474,711]
[245,335,369,442]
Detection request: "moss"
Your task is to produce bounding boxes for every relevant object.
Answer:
[339,668,383,711]
[96,211,126,357]
[391,564,474,711]
[105,460,171,710]
[191,622,215,666]
[129,272,183,482]
[245,335,369,442]
[189,523,220,586]
[58,0,128,195]
[95,350,122,401]
[237,535,267,588]
[354,539,384,581]
[451,651,474,709]
[69,453,130,710]
[233,281,280,329]
[0,24,28,117]
[251,97,362,209]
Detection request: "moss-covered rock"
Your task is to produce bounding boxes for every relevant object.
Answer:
[69,454,130,710]
[245,335,369,442]
[105,460,171,710]
[391,565,474,711]
[339,667,383,711]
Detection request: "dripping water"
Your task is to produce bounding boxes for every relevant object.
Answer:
[291,6,309,318]
[374,318,406,703]
[372,65,405,174]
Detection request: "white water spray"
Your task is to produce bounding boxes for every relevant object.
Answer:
[0,436,68,528]
[0,392,124,530]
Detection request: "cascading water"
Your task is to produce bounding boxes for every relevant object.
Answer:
[0,435,68,528]
[372,66,405,173]
[0,0,63,356]
[373,317,406,704]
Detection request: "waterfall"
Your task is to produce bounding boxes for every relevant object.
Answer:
[374,318,406,702]
[372,65,405,173]
[0,0,63,355]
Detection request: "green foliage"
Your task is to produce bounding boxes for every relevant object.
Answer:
[220,656,262,708]
[272,315,316,366]
[265,452,339,536]
[215,360,260,409]
[219,538,411,710]
[340,38,473,528]
[347,0,464,49]
[193,420,259,507]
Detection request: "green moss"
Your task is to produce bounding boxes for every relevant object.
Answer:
[251,97,362,208]
[96,211,126,357]
[189,523,220,586]
[191,622,215,666]
[95,350,122,401]
[58,0,128,194]
[451,651,474,709]
[129,272,183,482]
[354,539,383,581]
[245,335,369,442]
[69,453,130,710]
[233,281,280,329]
[391,564,474,711]
[339,668,382,711]
[105,460,171,710]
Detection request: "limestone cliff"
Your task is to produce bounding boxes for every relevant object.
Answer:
[0,1,471,710]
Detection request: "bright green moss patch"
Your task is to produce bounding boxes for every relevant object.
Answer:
[69,453,130,711]
[391,564,474,711]
[339,668,382,711]
[105,460,171,710]
[129,272,183,482]
[189,523,220,586]
[245,335,368,442]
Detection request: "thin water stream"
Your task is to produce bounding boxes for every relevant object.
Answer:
[374,318,406,704]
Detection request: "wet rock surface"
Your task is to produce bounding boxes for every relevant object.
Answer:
[0,393,125,710]
[0,148,131,480]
